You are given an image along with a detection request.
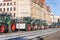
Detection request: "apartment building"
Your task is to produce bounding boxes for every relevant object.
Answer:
[0,0,51,24]
[0,0,16,17]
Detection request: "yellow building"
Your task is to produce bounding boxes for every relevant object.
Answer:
[31,2,51,24]
[0,0,51,24]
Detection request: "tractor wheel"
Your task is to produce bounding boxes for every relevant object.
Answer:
[44,26,48,29]
[46,26,48,29]
[0,25,5,33]
[44,26,46,29]
[11,23,16,31]
[32,24,37,30]
[37,26,40,30]
[9,23,16,32]
[26,24,31,31]
[40,26,42,29]
[41,25,44,29]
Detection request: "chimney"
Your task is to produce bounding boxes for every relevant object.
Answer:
[39,0,45,7]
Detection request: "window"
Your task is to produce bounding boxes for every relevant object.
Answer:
[3,3,6,6]
[10,7,12,11]
[0,8,2,11]
[10,2,12,6]
[4,8,5,11]
[0,3,2,6]
[14,13,15,17]
[10,13,12,16]
[7,8,9,11]
[7,3,9,6]
[14,7,16,11]
[14,2,16,5]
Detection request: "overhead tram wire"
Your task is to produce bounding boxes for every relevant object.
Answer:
[45,0,57,14]
[46,0,55,12]
[51,0,57,5]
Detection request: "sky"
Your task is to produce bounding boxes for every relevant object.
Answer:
[45,0,60,16]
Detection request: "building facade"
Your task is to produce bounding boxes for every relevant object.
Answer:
[0,0,51,24]
[0,0,16,17]
[54,16,60,22]
[50,12,54,23]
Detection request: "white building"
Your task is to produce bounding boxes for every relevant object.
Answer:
[54,16,60,22]
[50,12,54,23]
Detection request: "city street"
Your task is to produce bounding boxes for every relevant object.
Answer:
[0,28,60,40]
[0,0,60,40]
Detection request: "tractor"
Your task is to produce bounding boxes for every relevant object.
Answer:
[49,22,58,28]
[40,20,48,29]
[16,17,38,31]
[57,18,60,28]
[34,19,41,30]
[0,13,16,33]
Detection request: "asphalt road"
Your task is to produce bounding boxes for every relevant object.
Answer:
[40,30,60,40]
[0,28,60,40]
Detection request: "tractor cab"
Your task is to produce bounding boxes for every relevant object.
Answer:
[41,20,48,29]
[23,17,33,24]
[34,19,41,26]
[0,13,11,24]
[49,22,57,28]
[34,19,41,29]
[0,13,16,33]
